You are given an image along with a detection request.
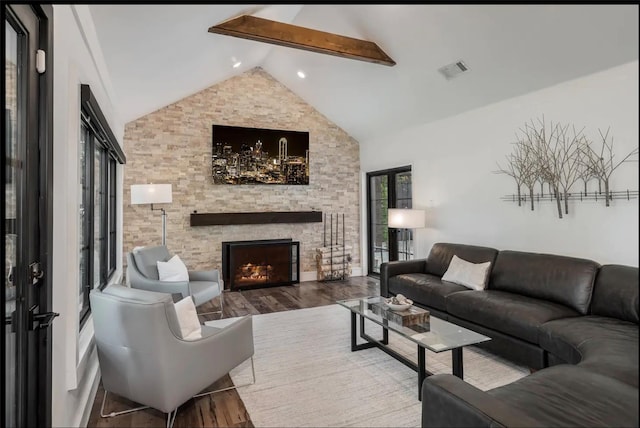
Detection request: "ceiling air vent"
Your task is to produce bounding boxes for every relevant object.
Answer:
[438,60,470,80]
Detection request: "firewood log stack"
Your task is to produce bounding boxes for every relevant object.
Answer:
[315,245,352,281]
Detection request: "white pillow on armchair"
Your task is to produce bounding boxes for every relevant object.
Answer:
[173,296,202,340]
[157,254,189,282]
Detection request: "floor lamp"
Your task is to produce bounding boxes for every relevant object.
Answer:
[387,208,426,261]
[131,184,173,246]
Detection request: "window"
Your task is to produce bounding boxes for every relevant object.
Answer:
[78,85,126,327]
[366,166,412,275]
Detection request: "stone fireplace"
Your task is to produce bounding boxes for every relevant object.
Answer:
[222,239,300,291]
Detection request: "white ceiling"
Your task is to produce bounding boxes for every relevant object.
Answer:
[89,4,639,142]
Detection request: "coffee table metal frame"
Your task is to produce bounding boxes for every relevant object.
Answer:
[337,296,491,400]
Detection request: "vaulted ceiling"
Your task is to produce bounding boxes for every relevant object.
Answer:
[89,4,639,142]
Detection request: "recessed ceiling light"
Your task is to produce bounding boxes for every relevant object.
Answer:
[297,70,306,79]
[233,61,242,68]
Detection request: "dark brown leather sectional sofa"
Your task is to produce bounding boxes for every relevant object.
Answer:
[380,242,639,427]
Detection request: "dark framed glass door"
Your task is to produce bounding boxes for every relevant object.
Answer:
[366,166,412,275]
[3,4,54,427]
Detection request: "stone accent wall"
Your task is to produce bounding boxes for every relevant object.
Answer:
[123,67,360,276]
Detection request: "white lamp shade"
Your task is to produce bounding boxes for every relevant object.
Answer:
[388,208,426,229]
[131,184,172,205]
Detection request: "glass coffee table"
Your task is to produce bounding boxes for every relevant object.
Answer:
[337,296,490,400]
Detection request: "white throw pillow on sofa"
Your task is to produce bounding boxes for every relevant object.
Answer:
[157,254,189,282]
[173,296,202,340]
[441,255,492,291]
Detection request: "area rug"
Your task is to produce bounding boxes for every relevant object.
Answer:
[223,304,528,427]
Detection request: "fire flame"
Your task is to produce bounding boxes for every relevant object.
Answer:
[237,263,273,281]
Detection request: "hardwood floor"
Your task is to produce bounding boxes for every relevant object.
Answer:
[87,276,380,427]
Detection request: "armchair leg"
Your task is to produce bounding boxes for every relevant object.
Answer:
[101,390,178,427]
[100,390,150,418]
[197,292,224,318]
[166,408,178,428]
[193,356,256,398]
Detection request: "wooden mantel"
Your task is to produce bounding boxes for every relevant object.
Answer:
[190,211,323,226]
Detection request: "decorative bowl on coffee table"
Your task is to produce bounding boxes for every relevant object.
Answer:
[384,298,413,311]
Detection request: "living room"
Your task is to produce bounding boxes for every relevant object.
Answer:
[2,4,638,428]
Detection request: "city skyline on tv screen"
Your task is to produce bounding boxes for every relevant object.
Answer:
[212,124,309,185]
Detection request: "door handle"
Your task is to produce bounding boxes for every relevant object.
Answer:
[28,305,59,331]
[30,262,44,285]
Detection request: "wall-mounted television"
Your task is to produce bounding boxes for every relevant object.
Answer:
[212,124,309,185]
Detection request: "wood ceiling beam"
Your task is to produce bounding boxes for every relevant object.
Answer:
[208,15,396,67]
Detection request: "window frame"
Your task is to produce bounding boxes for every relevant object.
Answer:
[366,165,412,276]
[78,84,125,327]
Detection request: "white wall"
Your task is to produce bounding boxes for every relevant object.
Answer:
[361,61,639,270]
[51,5,124,427]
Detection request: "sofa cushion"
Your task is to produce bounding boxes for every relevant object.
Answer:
[591,264,639,324]
[488,364,639,427]
[388,273,469,311]
[446,290,579,344]
[425,243,498,277]
[447,314,548,369]
[489,250,599,315]
[539,316,639,387]
[132,245,171,280]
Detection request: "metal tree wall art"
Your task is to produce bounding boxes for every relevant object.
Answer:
[580,128,637,207]
[495,117,638,219]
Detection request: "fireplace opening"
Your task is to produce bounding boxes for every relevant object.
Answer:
[222,239,300,291]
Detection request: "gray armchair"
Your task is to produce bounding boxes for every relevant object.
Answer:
[90,284,255,427]
[127,245,223,314]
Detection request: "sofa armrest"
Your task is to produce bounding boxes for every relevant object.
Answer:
[421,374,542,428]
[380,259,427,297]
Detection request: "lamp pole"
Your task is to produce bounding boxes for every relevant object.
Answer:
[151,204,167,246]
[161,208,166,246]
